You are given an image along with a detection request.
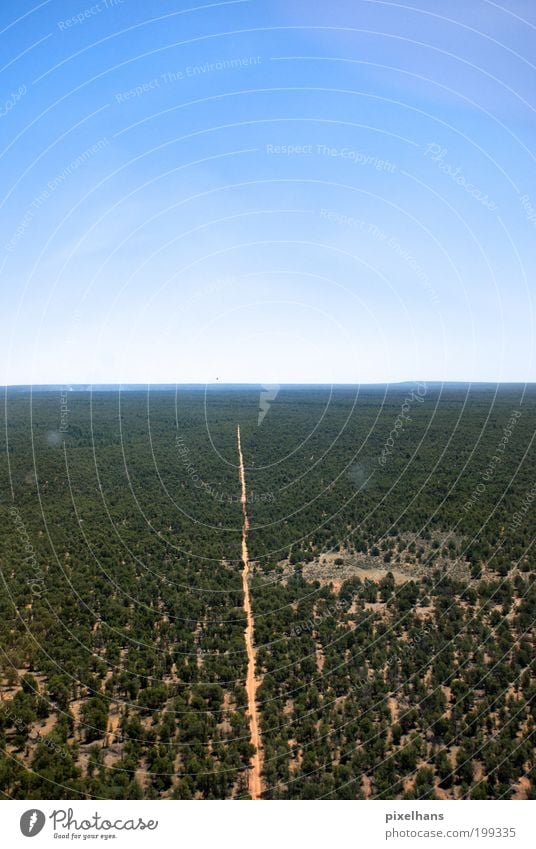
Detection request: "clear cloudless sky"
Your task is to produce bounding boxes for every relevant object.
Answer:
[1,0,535,384]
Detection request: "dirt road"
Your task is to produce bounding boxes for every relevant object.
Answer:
[237,425,263,800]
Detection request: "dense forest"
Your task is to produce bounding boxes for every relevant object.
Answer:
[0,385,534,799]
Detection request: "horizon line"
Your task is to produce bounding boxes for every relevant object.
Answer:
[3,380,535,389]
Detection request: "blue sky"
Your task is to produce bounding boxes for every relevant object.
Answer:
[1,0,535,383]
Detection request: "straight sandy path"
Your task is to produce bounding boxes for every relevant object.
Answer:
[237,425,263,800]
